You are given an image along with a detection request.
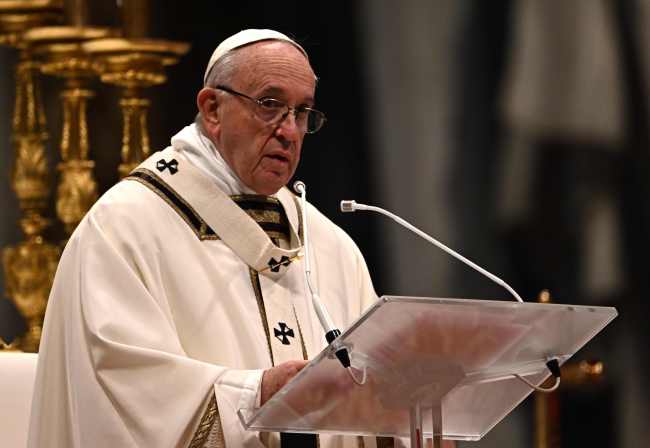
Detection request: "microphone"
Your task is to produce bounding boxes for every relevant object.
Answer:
[340,200,524,302]
[294,181,352,369]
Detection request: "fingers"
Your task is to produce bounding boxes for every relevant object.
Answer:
[261,359,309,405]
[283,359,309,377]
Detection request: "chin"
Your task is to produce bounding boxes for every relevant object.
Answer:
[249,162,297,194]
[252,173,292,195]
[253,181,284,196]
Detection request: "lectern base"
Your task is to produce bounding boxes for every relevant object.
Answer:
[409,404,423,448]
[409,403,443,448]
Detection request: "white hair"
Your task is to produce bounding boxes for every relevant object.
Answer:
[195,50,242,126]
[204,49,242,88]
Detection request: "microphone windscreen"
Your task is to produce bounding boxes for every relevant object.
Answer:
[293,181,306,195]
[340,200,356,212]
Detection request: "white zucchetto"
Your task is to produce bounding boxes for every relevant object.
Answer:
[203,29,308,84]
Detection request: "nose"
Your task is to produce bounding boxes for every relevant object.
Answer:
[274,109,303,140]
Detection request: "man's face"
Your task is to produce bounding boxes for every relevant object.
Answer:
[203,41,317,195]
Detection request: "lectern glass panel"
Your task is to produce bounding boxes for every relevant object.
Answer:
[240,297,617,441]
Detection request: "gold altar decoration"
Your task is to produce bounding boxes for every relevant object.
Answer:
[23,1,112,236]
[2,216,60,352]
[0,0,63,352]
[0,336,21,351]
[2,1,190,351]
[84,0,189,177]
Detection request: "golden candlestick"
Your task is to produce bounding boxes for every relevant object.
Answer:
[81,0,188,177]
[84,38,189,177]
[24,24,112,235]
[3,216,60,352]
[0,336,21,351]
[0,0,63,352]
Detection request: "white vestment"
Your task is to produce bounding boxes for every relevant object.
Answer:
[28,141,378,447]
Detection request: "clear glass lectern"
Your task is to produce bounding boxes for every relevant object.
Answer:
[239,296,617,446]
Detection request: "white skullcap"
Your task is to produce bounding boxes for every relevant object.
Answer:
[203,29,308,85]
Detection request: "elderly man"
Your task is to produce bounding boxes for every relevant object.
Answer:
[28,30,379,448]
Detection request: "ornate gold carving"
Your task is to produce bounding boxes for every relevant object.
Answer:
[59,86,93,161]
[11,56,50,212]
[12,58,47,134]
[0,2,63,11]
[1,2,62,352]
[56,160,97,235]
[23,24,107,42]
[0,2,62,49]
[12,134,50,209]
[118,96,151,177]
[24,24,111,236]
[84,37,189,178]
[54,81,99,235]
[2,215,60,352]
[41,56,95,77]
[0,336,21,351]
[102,69,166,88]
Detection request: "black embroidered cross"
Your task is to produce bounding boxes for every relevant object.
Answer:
[156,158,179,175]
[268,256,291,272]
[274,322,294,345]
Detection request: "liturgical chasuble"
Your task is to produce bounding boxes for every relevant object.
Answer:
[28,147,379,447]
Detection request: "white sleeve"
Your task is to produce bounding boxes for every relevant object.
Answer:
[29,212,267,448]
[212,369,265,447]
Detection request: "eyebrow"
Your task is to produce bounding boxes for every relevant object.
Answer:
[258,86,315,105]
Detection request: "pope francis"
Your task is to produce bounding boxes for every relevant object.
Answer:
[27,30,379,448]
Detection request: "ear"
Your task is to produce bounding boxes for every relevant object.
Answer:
[196,87,221,133]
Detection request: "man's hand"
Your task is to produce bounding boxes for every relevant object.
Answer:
[261,360,308,405]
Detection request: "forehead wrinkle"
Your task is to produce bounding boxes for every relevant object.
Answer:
[235,42,316,96]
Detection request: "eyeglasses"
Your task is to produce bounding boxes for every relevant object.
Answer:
[215,85,326,134]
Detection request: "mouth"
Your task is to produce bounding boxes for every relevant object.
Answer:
[267,154,289,163]
[261,153,292,175]
[263,152,292,168]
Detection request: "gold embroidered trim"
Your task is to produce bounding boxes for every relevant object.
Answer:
[249,267,308,365]
[247,204,318,446]
[231,195,291,242]
[265,229,289,242]
[189,393,224,448]
[293,307,309,361]
[249,268,275,366]
[125,169,220,241]
[243,208,285,225]
[230,194,282,205]
[125,173,297,245]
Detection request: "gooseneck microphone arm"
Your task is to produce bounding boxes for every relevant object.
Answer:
[340,200,524,303]
[293,182,353,371]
